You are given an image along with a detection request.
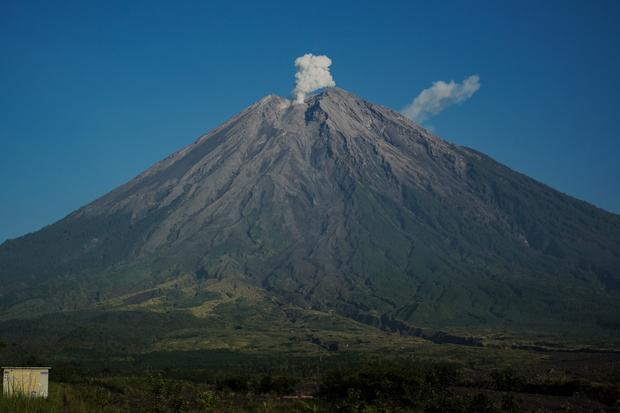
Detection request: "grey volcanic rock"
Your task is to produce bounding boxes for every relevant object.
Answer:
[1,88,619,335]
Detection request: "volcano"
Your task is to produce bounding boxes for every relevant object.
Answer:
[1,88,619,341]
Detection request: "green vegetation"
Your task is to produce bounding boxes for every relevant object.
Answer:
[0,308,618,412]
[1,316,619,412]
[0,355,618,412]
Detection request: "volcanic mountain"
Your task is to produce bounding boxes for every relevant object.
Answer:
[1,88,619,342]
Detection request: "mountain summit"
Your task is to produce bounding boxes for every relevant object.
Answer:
[1,88,619,338]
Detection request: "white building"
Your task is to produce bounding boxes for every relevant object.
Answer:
[2,367,50,398]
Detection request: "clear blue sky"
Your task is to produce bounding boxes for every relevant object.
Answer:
[1,0,619,242]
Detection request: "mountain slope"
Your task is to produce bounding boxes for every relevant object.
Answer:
[1,88,619,338]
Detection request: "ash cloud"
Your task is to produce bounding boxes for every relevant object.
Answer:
[293,54,336,103]
[402,75,480,122]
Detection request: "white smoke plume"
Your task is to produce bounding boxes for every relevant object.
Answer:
[293,54,336,103]
[401,75,480,122]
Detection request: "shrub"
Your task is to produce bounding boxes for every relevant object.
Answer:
[500,392,519,412]
[319,366,423,408]
[216,375,250,392]
[467,393,497,413]
[490,369,523,392]
[254,375,298,395]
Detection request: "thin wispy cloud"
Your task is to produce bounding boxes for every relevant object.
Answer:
[402,75,480,123]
